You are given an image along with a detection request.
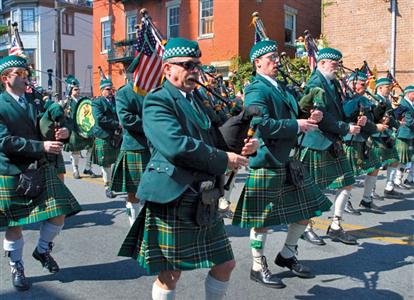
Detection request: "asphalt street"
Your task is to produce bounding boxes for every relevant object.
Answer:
[1,152,413,300]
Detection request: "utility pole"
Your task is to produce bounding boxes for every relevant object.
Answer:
[55,0,62,99]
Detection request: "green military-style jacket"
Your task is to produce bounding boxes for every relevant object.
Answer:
[0,91,45,175]
[342,95,378,142]
[245,74,300,168]
[115,83,147,151]
[396,98,414,140]
[371,94,399,138]
[92,96,119,140]
[137,80,228,204]
[300,69,350,150]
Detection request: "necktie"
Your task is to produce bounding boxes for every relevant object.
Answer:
[18,96,27,110]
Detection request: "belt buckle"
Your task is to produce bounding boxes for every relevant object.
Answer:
[199,180,215,192]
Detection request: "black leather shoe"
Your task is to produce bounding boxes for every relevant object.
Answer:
[11,262,30,291]
[359,200,385,214]
[344,201,361,216]
[327,225,358,245]
[105,188,116,199]
[301,228,326,246]
[371,192,384,201]
[404,179,414,188]
[394,183,411,190]
[83,169,98,178]
[275,253,313,278]
[250,256,286,289]
[384,189,404,199]
[32,243,60,273]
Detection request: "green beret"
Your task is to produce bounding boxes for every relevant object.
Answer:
[162,38,201,60]
[375,77,392,89]
[0,55,28,75]
[100,78,113,90]
[348,71,368,82]
[317,47,342,62]
[249,40,278,62]
[404,85,414,95]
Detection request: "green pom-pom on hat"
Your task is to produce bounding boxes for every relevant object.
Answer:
[316,47,342,62]
[162,38,201,60]
[0,55,28,74]
[375,77,392,89]
[249,40,278,62]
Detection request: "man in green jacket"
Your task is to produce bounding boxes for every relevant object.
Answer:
[92,78,120,198]
[232,40,332,288]
[118,37,257,300]
[299,48,363,245]
[111,82,150,226]
[394,85,414,187]
[0,55,81,291]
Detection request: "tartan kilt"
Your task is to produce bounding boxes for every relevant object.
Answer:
[395,138,414,164]
[63,132,94,152]
[46,153,66,174]
[232,166,332,229]
[300,147,355,190]
[118,191,234,274]
[0,165,81,229]
[110,150,150,193]
[344,141,381,176]
[92,138,119,167]
[371,137,400,165]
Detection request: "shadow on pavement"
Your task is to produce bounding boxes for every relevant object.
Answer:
[378,198,414,213]
[1,286,70,300]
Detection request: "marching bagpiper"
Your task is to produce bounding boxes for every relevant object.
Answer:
[110,81,150,226]
[91,78,120,198]
[0,55,81,291]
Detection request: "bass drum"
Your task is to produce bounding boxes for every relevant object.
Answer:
[75,97,95,138]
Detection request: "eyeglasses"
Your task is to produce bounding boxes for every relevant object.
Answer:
[73,88,80,91]
[169,61,201,71]
[103,88,112,91]
[262,54,279,62]
[9,69,29,78]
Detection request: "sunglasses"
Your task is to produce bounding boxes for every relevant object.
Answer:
[103,88,112,91]
[73,88,80,91]
[9,69,29,78]
[262,54,279,62]
[169,61,201,71]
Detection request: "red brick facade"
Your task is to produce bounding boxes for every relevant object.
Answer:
[322,0,413,87]
[92,0,321,94]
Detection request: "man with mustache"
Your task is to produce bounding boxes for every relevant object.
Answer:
[118,37,258,300]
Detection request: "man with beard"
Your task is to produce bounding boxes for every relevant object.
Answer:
[0,55,81,291]
[118,37,258,300]
[232,39,332,288]
[299,48,363,245]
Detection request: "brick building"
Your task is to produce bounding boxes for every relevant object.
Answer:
[92,0,321,94]
[322,0,413,87]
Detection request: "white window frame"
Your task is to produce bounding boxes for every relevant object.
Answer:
[166,0,181,39]
[21,8,36,32]
[100,16,112,53]
[284,5,297,46]
[199,0,214,38]
[126,12,137,41]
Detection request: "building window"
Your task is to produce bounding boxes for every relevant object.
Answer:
[21,8,36,32]
[199,0,213,37]
[25,49,36,70]
[62,50,75,77]
[62,12,74,35]
[167,6,180,38]
[126,14,137,40]
[101,20,111,52]
[284,5,297,45]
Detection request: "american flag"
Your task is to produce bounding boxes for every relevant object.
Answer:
[305,35,318,71]
[9,34,24,56]
[133,22,164,95]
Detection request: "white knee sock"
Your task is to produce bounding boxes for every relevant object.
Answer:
[331,189,351,230]
[84,149,93,170]
[250,229,267,271]
[394,164,405,185]
[205,272,229,300]
[152,282,176,300]
[280,223,307,259]
[102,166,112,186]
[4,237,24,266]
[126,202,141,226]
[363,175,377,202]
[37,221,64,253]
[385,167,397,191]
[71,153,80,172]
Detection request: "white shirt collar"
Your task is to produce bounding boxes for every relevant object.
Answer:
[259,74,279,89]
[8,91,24,102]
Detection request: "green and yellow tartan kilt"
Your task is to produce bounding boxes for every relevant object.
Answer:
[118,191,234,274]
[344,141,382,176]
[371,137,400,165]
[0,165,81,229]
[300,147,355,190]
[395,138,414,164]
[92,138,119,167]
[46,153,66,174]
[63,132,94,152]
[232,166,332,229]
[110,150,150,193]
